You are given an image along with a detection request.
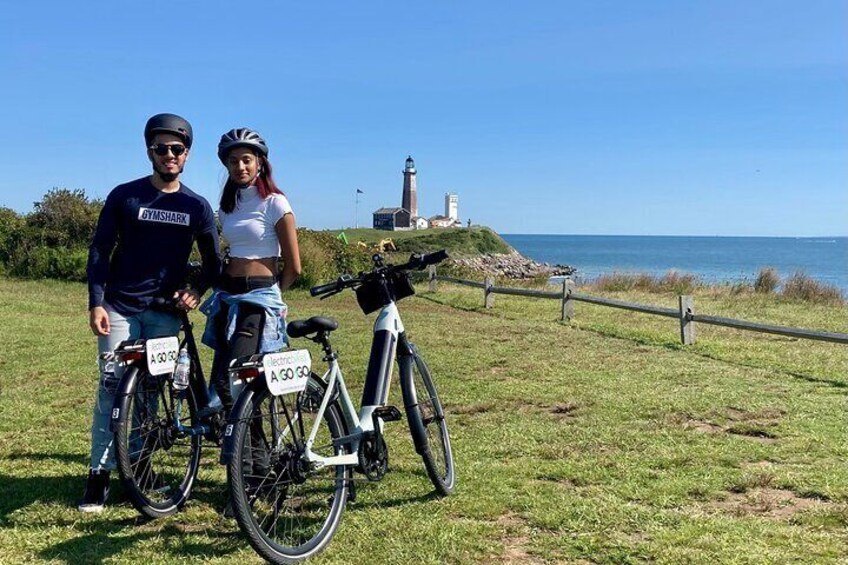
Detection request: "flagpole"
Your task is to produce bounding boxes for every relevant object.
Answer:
[355,189,359,229]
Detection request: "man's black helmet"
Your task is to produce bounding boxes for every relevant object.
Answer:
[144,113,193,148]
[218,128,269,164]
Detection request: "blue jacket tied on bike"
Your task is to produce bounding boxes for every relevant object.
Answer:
[200,285,289,354]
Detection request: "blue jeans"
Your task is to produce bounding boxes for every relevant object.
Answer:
[89,303,180,471]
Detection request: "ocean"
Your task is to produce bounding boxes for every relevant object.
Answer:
[501,235,848,293]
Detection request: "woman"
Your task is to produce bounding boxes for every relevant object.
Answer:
[201,127,301,414]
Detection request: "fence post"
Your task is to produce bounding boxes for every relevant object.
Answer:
[484,276,495,309]
[679,295,695,345]
[428,265,437,292]
[561,277,575,321]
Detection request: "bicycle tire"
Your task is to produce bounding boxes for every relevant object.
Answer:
[227,376,349,564]
[401,349,456,495]
[114,366,202,518]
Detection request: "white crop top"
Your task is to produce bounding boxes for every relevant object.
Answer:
[219,186,293,259]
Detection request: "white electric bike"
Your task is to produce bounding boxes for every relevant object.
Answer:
[221,250,455,564]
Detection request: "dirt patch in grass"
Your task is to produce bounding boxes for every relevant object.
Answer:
[448,402,496,415]
[490,513,544,564]
[678,406,782,443]
[726,424,778,443]
[707,488,826,519]
[550,402,580,417]
[683,419,724,434]
[742,460,776,470]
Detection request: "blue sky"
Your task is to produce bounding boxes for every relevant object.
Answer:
[1,1,845,236]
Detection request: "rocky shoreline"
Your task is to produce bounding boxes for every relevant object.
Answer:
[451,251,575,280]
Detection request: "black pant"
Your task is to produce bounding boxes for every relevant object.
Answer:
[211,302,271,477]
[211,301,266,414]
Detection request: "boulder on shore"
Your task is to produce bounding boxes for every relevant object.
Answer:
[451,251,575,280]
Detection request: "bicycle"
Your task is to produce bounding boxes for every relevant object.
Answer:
[221,250,456,564]
[107,280,225,519]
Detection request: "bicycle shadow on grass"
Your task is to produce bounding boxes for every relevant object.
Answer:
[3,451,88,466]
[0,470,84,522]
[0,454,229,523]
[38,521,243,564]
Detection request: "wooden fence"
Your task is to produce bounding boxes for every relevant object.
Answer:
[424,266,848,346]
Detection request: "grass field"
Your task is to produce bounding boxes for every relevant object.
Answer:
[0,276,846,564]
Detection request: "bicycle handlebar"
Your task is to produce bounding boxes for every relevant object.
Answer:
[309,249,449,297]
[151,296,189,316]
[310,280,343,297]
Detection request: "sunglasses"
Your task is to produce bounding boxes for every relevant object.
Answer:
[150,143,187,156]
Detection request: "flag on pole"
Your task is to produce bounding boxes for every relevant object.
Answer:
[356,188,364,194]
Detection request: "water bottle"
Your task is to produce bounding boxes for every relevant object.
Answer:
[173,348,190,390]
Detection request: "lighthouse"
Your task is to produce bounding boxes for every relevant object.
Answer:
[401,155,418,221]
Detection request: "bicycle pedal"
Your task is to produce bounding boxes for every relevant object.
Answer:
[373,405,402,422]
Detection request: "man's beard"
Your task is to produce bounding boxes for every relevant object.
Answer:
[153,163,184,183]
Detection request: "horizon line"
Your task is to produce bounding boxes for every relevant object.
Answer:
[499,233,848,239]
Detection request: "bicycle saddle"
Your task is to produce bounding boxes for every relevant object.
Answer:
[287,316,339,339]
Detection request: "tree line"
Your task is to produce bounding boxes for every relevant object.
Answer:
[0,188,372,289]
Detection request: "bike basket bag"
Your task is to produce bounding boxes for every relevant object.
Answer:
[355,272,415,315]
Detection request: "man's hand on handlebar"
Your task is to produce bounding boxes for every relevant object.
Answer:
[174,289,201,311]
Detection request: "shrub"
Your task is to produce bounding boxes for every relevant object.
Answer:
[0,207,24,264]
[754,267,780,294]
[3,189,102,279]
[292,229,372,290]
[8,245,88,281]
[591,271,700,294]
[658,271,700,294]
[781,271,845,306]
[593,272,638,292]
[26,188,102,248]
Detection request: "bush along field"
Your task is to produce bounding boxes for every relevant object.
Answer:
[0,189,375,286]
[0,190,498,287]
[1,274,846,564]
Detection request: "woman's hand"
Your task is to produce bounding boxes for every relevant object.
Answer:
[175,289,201,310]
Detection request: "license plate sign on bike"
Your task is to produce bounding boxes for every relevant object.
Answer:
[146,337,179,376]
[263,349,312,396]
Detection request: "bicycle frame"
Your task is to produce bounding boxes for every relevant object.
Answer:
[300,300,411,469]
[109,311,220,439]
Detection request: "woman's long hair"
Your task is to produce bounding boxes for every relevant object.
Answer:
[219,154,284,214]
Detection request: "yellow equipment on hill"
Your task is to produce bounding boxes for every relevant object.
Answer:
[356,238,397,253]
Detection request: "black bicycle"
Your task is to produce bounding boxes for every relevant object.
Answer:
[108,291,225,519]
[221,250,455,563]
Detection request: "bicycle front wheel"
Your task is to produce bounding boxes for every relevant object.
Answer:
[114,367,202,518]
[401,350,456,495]
[227,377,349,564]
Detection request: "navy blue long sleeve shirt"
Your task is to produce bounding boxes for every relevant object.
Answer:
[87,177,222,315]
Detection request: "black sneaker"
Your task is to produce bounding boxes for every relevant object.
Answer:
[78,469,110,512]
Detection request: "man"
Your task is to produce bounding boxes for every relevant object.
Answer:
[79,113,221,512]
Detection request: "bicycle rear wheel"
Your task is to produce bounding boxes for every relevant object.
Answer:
[401,350,455,495]
[114,367,202,518]
[227,377,349,564]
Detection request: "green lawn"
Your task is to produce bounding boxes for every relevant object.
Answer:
[0,277,846,563]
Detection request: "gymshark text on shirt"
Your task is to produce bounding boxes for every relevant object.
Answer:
[138,207,190,226]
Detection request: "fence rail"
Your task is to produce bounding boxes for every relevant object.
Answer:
[424,266,848,346]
